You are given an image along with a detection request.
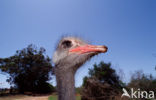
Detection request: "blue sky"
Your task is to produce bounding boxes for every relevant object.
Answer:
[0,0,156,88]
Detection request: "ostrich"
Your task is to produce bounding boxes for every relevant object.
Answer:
[53,37,108,100]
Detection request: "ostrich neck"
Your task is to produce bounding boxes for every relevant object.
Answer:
[55,66,76,100]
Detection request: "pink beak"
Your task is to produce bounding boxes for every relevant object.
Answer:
[69,45,108,54]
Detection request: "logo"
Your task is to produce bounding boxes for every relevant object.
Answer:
[122,88,130,98]
[121,88,155,99]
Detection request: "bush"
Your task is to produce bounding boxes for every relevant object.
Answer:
[81,62,124,100]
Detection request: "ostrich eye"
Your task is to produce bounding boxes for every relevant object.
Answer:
[62,40,72,48]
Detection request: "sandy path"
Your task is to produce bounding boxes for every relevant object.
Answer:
[0,95,50,100]
[17,95,49,100]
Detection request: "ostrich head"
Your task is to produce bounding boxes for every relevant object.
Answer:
[53,37,108,72]
[53,36,108,100]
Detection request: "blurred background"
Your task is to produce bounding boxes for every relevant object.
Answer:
[0,0,156,100]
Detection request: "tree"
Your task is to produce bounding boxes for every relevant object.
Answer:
[128,70,156,97]
[81,61,124,100]
[0,44,54,94]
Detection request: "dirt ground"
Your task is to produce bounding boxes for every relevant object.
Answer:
[0,95,49,100]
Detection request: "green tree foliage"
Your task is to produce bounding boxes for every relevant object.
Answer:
[83,61,124,88]
[81,61,124,100]
[0,44,54,94]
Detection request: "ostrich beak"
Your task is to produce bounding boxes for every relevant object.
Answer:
[69,45,108,54]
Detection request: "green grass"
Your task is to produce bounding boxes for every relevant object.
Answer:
[48,95,57,100]
[48,95,81,100]
[76,95,81,100]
